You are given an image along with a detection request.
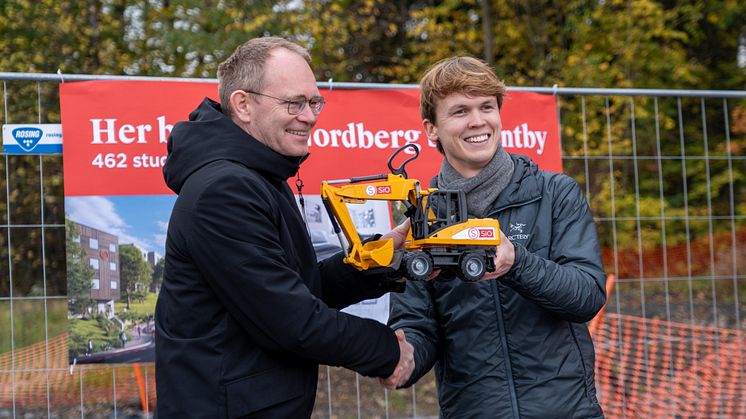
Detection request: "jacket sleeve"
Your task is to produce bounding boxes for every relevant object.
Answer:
[502,177,607,323]
[387,281,441,387]
[187,173,399,377]
[318,252,405,309]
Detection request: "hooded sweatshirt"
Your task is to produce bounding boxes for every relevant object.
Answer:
[155,98,400,418]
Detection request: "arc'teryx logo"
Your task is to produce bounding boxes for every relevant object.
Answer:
[508,222,529,241]
[510,223,526,233]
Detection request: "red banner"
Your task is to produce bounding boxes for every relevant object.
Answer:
[60,81,560,196]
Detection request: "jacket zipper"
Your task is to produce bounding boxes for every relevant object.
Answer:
[491,280,520,418]
[485,196,540,418]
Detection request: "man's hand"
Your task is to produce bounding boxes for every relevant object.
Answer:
[380,219,411,249]
[380,220,441,282]
[482,229,515,281]
[379,329,414,389]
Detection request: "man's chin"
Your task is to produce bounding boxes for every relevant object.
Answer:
[287,147,310,158]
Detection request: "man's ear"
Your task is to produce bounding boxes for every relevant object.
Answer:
[229,90,253,123]
[423,119,437,141]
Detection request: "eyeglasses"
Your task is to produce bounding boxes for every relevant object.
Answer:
[243,90,325,115]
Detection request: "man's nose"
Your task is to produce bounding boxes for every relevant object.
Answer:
[467,110,486,127]
[296,102,317,123]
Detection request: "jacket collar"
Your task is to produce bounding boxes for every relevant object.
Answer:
[488,154,542,213]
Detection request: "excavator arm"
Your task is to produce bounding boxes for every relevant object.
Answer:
[319,144,501,282]
[320,173,427,270]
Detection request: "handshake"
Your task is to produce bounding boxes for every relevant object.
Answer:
[379,329,415,389]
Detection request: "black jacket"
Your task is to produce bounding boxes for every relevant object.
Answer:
[155,98,401,418]
[389,155,606,418]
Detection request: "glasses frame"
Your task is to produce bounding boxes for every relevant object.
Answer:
[243,90,325,116]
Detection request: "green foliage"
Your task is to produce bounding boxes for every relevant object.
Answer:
[0,299,67,352]
[389,0,483,83]
[562,0,702,89]
[1,0,742,88]
[1,0,745,257]
[118,244,153,309]
[0,0,131,75]
[115,291,157,322]
[66,218,95,314]
[127,0,291,77]
[68,315,121,359]
[294,0,423,83]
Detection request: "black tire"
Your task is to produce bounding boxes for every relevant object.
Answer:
[403,251,433,281]
[458,252,486,282]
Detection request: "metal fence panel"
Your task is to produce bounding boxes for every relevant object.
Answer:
[1,73,745,418]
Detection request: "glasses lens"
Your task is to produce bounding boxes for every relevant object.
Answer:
[309,98,324,115]
[287,100,305,115]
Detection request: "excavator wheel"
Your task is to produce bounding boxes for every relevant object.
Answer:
[403,251,433,281]
[458,252,486,282]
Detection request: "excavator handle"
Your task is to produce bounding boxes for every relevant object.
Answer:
[387,144,420,179]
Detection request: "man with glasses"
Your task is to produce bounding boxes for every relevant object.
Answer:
[155,37,414,418]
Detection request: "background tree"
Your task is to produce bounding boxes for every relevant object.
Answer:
[125,0,291,77]
[290,0,425,83]
[65,218,94,315]
[118,244,153,309]
[150,257,165,293]
[1,0,745,264]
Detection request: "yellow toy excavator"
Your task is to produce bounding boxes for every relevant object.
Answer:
[320,144,501,282]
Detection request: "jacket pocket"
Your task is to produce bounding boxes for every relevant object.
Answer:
[224,367,305,418]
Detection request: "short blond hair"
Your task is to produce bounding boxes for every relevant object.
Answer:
[419,56,506,153]
[217,37,311,118]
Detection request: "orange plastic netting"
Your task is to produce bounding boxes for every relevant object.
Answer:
[594,312,746,417]
[2,316,745,416]
[0,335,155,411]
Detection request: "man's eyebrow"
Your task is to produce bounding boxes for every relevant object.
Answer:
[447,99,496,109]
[287,94,321,101]
[445,103,466,112]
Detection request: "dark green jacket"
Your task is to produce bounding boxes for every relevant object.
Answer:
[389,154,606,418]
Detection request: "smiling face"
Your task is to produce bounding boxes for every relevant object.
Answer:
[235,47,320,157]
[424,92,502,178]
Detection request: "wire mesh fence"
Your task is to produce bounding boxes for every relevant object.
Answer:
[1,74,745,418]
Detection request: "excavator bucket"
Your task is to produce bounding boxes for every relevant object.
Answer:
[359,238,395,269]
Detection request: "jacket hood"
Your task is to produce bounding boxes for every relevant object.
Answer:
[163,98,305,194]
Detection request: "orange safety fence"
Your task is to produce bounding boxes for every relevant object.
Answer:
[2,319,745,416]
[0,334,155,412]
[593,313,746,417]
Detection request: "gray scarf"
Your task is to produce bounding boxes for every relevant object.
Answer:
[437,147,514,218]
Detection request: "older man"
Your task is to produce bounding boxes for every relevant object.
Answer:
[155,37,413,418]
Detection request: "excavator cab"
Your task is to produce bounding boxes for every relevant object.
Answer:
[410,189,468,239]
